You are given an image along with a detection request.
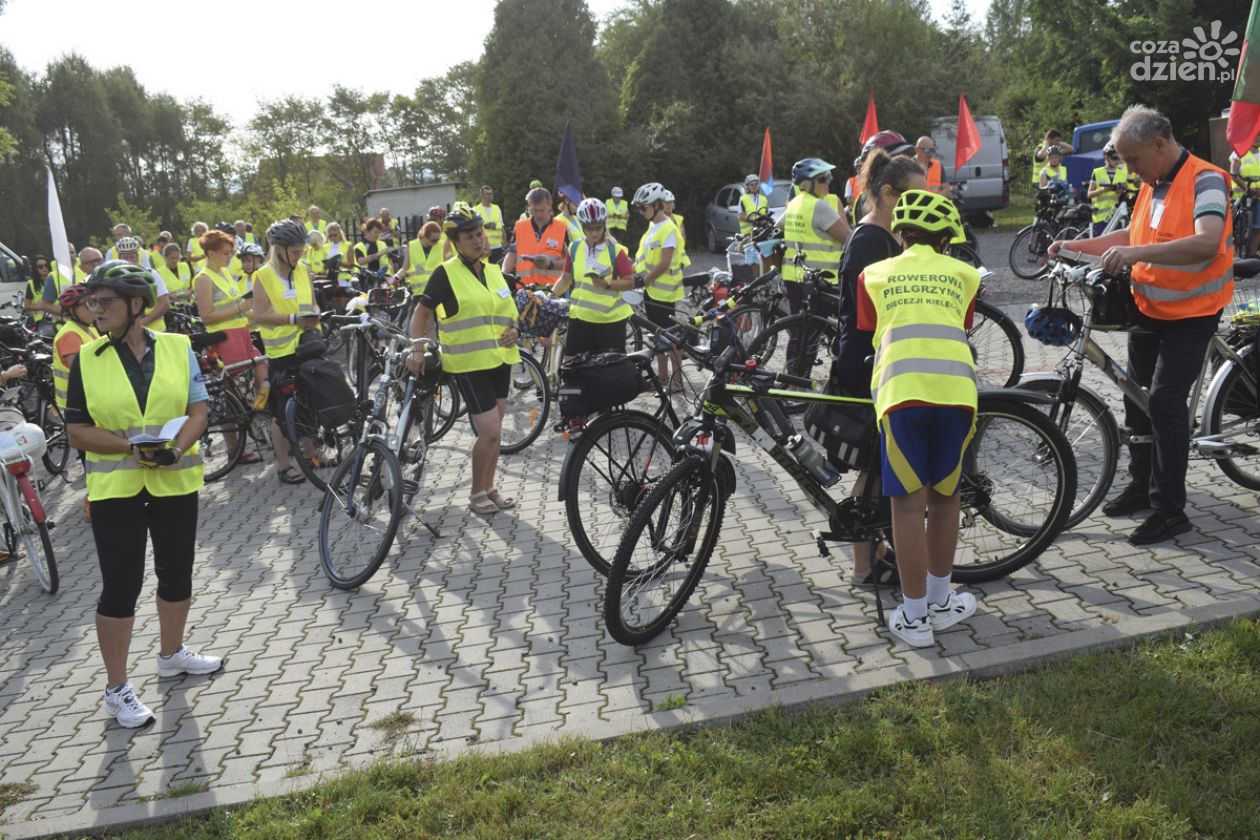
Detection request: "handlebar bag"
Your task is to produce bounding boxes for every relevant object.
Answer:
[558,352,643,418]
[1089,272,1135,331]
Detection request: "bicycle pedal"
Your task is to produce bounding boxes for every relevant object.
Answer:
[812,529,830,557]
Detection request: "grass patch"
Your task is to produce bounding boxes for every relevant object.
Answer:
[0,781,36,816]
[142,781,209,802]
[113,620,1260,839]
[654,693,688,712]
[991,191,1035,232]
[369,710,419,744]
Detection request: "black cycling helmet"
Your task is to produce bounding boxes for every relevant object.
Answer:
[85,260,156,307]
[443,209,484,239]
[267,219,308,247]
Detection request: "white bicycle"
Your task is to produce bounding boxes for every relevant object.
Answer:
[0,409,56,593]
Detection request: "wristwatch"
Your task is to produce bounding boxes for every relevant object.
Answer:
[170,445,184,461]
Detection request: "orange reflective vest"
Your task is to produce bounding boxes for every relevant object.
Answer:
[926,159,945,194]
[512,217,567,287]
[1129,153,1234,320]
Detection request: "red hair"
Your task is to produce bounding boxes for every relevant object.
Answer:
[199,230,235,254]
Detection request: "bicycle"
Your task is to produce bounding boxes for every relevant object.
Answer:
[1232,177,1260,258]
[2,336,70,476]
[1018,254,1260,528]
[278,327,361,494]
[945,181,983,268]
[1009,187,1093,279]
[603,307,1076,645]
[1083,184,1138,240]
[0,415,56,594]
[191,331,272,482]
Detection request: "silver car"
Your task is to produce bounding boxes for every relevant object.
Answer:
[703,182,790,252]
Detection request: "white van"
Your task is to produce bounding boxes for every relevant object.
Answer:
[928,115,1009,216]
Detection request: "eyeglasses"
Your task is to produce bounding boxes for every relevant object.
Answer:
[85,296,123,311]
[34,263,48,270]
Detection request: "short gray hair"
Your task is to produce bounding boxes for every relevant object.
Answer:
[527,187,551,206]
[1112,104,1173,146]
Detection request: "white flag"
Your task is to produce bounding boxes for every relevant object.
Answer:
[46,166,72,281]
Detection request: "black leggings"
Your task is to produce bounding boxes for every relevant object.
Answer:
[91,490,200,619]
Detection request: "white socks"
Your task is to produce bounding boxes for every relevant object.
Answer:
[902,594,928,621]
[927,572,952,606]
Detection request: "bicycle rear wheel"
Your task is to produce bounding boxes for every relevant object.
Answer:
[970,300,1025,389]
[284,393,357,494]
[1008,224,1052,279]
[604,455,724,646]
[497,352,550,454]
[14,476,56,594]
[201,386,248,483]
[319,438,403,589]
[425,377,461,443]
[565,411,676,576]
[952,398,1075,583]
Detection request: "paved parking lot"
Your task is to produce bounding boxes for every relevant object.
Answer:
[2,268,1260,838]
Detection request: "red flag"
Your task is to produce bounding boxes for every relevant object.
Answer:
[1228,1,1260,156]
[758,127,773,196]
[859,93,879,144]
[955,94,982,171]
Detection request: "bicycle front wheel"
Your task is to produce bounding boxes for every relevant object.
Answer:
[746,313,837,412]
[1008,224,1052,279]
[39,398,69,476]
[319,439,404,589]
[425,377,462,443]
[970,300,1025,389]
[201,386,248,482]
[604,455,724,646]
[565,410,676,576]
[15,476,56,594]
[953,398,1075,583]
[498,352,550,454]
[1205,355,1260,490]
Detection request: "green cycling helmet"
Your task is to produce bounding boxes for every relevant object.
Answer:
[891,189,966,245]
[85,260,156,307]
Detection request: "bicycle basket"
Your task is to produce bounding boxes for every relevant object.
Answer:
[803,396,875,472]
[296,357,357,428]
[558,352,643,418]
[1086,269,1134,331]
[514,289,569,337]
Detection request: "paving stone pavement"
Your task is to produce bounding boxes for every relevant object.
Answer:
[3,319,1260,839]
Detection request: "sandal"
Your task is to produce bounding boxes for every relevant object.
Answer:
[278,466,306,485]
[486,488,516,510]
[852,547,899,588]
[469,490,499,516]
[239,451,263,465]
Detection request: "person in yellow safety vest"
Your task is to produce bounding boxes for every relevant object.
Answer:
[606,186,630,236]
[739,174,769,235]
[323,222,354,280]
[235,220,260,247]
[631,181,686,391]
[354,218,401,276]
[113,238,171,332]
[474,185,506,263]
[65,260,219,729]
[153,244,194,305]
[407,210,521,516]
[781,157,853,375]
[855,188,980,648]
[250,219,321,485]
[556,194,583,243]
[552,198,637,362]
[303,230,329,279]
[306,206,328,236]
[52,284,97,412]
[1038,148,1070,190]
[398,220,446,298]
[662,190,691,269]
[25,255,64,325]
[76,248,103,284]
[914,137,946,194]
[104,224,151,268]
[1087,142,1135,236]
[1229,134,1260,258]
[1048,105,1234,545]
[237,243,266,288]
[1032,129,1064,186]
[186,222,209,272]
[378,207,402,249]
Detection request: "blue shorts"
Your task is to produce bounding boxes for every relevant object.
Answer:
[880,406,975,497]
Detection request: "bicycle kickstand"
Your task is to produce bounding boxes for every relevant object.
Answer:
[403,501,442,538]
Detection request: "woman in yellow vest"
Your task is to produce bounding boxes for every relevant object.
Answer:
[739,175,769,235]
[407,210,520,516]
[65,261,220,728]
[855,190,980,648]
[186,222,208,272]
[632,182,685,391]
[552,198,636,361]
[154,243,194,305]
[1038,149,1070,192]
[662,190,691,269]
[53,283,98,518]
[303,230,329,278]
[252,220,321,484]
[399,221,445,297]
[353,218,398,276]
[1086,143,1133,236]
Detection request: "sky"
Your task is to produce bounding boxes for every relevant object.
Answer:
[0,0,992,127]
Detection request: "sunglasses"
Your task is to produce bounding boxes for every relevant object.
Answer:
[85,296,123,311]
[35,263,49,269]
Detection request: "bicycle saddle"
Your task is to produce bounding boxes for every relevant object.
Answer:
[189,331,227,352]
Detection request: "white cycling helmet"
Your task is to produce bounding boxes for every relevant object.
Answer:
[576,197,608,226]
[610,186,624,198]
[662,190,675,202]
[744,173,759,186]
[632,182,668,207]
[115,236,141,253]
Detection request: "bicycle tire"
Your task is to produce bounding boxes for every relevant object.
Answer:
[396,380,430,500]
[1205,354,1260,490]
[493,351,550,454]
[745,313,837,413]
[605,455,724,646]
[1235,207,1251,258]
[1018,377,1120,527]
[950,243,984,269]
[201,386,248,483]
[319,438,403,590]
[970,300,1025,389]
[38,397,69,476]
[952,398,1075,583]
[15,475,56,594]
[425,378,461,443]
[565,410,676,577]
[1008,224,1053,279]
[284,393,356,494]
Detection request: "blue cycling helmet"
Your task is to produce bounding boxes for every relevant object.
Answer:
[1025,305,1082,347]
[791,157,835,184]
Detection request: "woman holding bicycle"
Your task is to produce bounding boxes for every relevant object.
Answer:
[252,220,321,485]
[551,198,636,361]
[65,261,219,728]
[407,209,519,516]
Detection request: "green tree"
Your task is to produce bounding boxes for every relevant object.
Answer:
[245,96,323,196]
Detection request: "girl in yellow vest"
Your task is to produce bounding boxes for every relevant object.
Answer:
[1038,149,1070,191]
[552,198,636,361]
[53,283,98,519]
[631,182,685,392]
[398,221,446,298]
[323,223,353,282]
[65,261,220,728]
[407,210,520,516]
[154,243,194,305]
[251,220,321,484]
[854,190,980,648]
[186,222,208,272]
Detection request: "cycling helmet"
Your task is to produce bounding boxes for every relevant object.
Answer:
[861,130,913,157]
[891,189,967,244]
[745,173,759,186]
[576,197,608,225]
[610,186,624,198]
[529,179,544,189]
[662,190,675,202]
[632,182,668,207]
[85,260,156,307]
[238,243,265,259]
[58,283,89,311]
[267,219,308,247]
[791,157,835,184]
[1024,305,1082,347]
[115,236,141,253]
[214,222,235,234]
[451,200,473,216]
[427,206,447,221]
[443,209,484,237]
[1103,141,1117,157]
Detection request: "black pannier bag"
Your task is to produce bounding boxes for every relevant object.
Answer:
[803,396,876,471]
[297,357,357,428]
[1088,269,1134,331]
[558,352,643,417]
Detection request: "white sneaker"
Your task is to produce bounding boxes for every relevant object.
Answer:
[928,591,977,632]
[103,682,155,729]
[888,605,935,648]
[157,646,224,678]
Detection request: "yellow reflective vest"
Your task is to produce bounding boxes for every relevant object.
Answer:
[569,240,631,324]
[1232,150,1260,200]
[474,203,505,248]
[1090,165,1132,224]
[186,237,205,269]
[406,240,446,295]
[1038,165,1069,186]
[53,320,98,409]
[437,258,521,374]
[782,192,844,282]
[739,192,769,235]
[671,213,691,268]
[862,244,980,421]
[79,331,204,501]
[635,218,684,303]
[607,198,630,232]
[201,266,250,331]
[154,261,193,300]
[255,262,317,359]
